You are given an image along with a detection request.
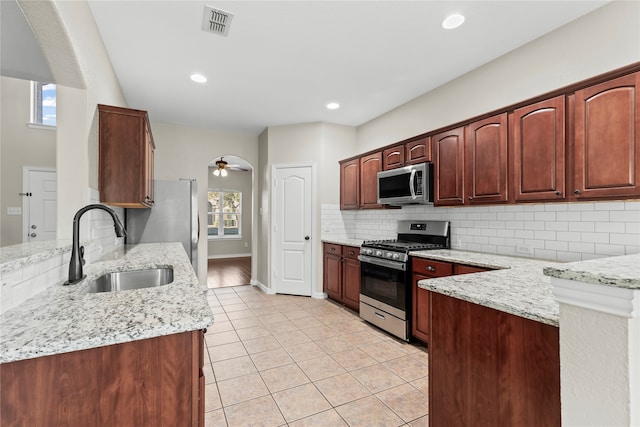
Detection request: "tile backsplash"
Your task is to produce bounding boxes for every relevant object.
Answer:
[1,189,124,314]
[321,200,640,262]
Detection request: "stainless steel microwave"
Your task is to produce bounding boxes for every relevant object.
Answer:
[377,162,433,205]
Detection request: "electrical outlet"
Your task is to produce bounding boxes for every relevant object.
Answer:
[7,207,21,215]
[515,245,534,255]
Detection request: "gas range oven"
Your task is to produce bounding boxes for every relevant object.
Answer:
[359,220,450,341]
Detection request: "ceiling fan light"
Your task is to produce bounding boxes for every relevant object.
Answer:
[221,169,228,177]
[213,169,220,176]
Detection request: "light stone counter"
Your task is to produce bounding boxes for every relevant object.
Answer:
[411,250,561,326]
[543,253,640,289]
[0,240,72,275]
[0,242,213,363]
[322,238,364,248]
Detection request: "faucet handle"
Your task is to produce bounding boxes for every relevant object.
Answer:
[80,246,85,265]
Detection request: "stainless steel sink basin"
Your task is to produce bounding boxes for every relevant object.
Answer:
[86,267,174,293]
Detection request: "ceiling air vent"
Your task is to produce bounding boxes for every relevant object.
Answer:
[202,6,233,37]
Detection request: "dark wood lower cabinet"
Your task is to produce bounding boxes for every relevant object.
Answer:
[429,293,560,427]
[0,330,205,427]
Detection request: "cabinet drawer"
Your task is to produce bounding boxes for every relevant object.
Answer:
[324,243,342,256]
[454,264,492,275]
[342,246,360,260]
[412,258,453,278]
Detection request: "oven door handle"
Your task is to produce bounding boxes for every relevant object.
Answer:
[358,255,406,271]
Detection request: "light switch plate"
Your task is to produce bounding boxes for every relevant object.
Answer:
[7,207,21,215]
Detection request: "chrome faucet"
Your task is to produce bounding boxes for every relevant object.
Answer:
[65,204,126,285]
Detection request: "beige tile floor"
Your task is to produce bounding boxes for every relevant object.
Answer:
[203,285,429,427]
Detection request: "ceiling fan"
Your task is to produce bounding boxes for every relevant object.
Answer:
[212,157,248,176]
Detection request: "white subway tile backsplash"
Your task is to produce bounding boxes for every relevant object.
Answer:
[321,200,640,262]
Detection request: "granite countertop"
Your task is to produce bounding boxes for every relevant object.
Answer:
[0,240,73,275]
[322,238,364,248]
[410,250,561,326]
[0,242,213,363]
[543,253,640,289]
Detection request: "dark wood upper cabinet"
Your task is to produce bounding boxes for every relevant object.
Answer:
[465,113,509,204]
[360,152,383,209]
[405,136,431,165]
[340,158,360,210]
[573,72,640,200]
[512,96,566,202]
[433,127,465,206]
[98,104,155,208]
[382,145,405,170]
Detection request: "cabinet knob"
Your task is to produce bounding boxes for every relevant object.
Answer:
[330,248,335,252]
[426,265,435,272]
[349,251,354,255]
[457,198,463,202]
[574,189,581,195]
[468,196,473,201]
[555,191,562,196]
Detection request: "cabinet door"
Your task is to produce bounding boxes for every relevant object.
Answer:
[512,96,566,202]
[340,159,360,209]
[342,255,361,312]
[465,113,509,204]
[433,127,465,206]
[411,273,430,343]
[323,250,342,302]
[574,72,640,199]
[360,152,383,208]
[405,136,431,165]
[383,145,405,170]
[98,104,154,208]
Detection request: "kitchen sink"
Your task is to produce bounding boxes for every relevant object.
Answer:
[86,267,174,293]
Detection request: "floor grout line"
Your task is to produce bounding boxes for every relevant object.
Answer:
[203,285,429,426]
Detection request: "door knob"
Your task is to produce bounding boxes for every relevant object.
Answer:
[304,236,310,241]
[31,224,37,229]
[30,233,37,238]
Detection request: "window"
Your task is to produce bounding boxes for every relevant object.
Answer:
[208,190,241,238]
[31,82,56,126]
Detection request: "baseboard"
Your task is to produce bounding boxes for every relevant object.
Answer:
[207,253,251,260]
[312,291,328,299]
[252,279,274,295]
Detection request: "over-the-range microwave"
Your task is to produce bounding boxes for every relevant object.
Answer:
[377,162,434,205]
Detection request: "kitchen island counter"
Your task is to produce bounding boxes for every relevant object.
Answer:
[410,249,560,326]
[0,242,213,363]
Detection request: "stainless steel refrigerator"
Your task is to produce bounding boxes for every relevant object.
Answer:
[125,179,199,276]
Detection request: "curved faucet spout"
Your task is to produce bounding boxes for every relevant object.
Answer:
[65,204,127,285]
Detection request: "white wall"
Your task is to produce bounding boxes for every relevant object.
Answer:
[0,76,57,247]
[356,0,640,153]
[150,121,258,286]
[257,123,357,294]
[207,168,253,258]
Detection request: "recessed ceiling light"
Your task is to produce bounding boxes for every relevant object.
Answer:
[442,13,465,30]
[326,102,340,110]
[190,73,207,83]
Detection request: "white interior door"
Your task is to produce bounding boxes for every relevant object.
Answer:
[272,164,313,296]
[23,167,57,242]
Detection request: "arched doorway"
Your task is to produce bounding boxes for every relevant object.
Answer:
[206,155,254,288]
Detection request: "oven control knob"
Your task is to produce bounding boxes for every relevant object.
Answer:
[375,250,383,257]
[393,253,400,260]
[386,252,393,258]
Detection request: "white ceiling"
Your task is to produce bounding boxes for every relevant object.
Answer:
[4,1,610,135]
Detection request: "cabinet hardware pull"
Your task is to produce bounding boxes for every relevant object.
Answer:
[426,266,435,272]
[468,196,473,201]
[331,248,335,252]
[574,189,581,195]
[349,251,354,255]
[374,312,385,320]
[555,191,562,196]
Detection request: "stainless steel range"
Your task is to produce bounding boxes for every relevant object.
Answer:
[359,220,450,341]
